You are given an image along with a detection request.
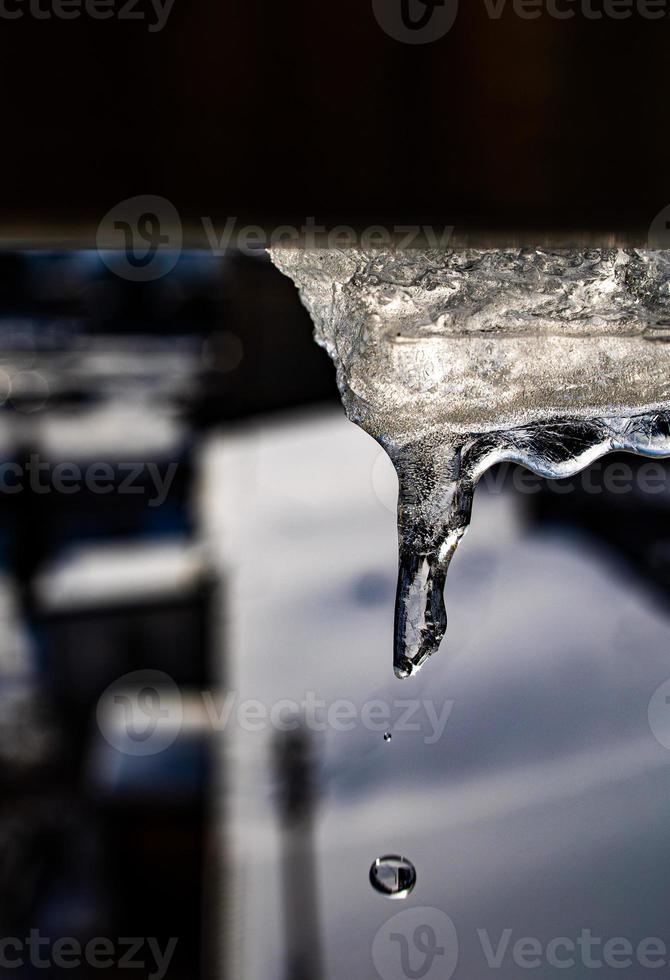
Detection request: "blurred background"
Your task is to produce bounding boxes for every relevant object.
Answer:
[1,0,670,239]
[0,249,333,979]
[0,250,668,978]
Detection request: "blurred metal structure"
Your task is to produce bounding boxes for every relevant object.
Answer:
[274,725,323,980]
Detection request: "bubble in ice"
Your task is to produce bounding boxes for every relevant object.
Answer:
[369,855,417,898]
[271,246,670,678]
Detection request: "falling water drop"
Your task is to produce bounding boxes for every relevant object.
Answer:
[369,855,416,899]
[383,732,392,742]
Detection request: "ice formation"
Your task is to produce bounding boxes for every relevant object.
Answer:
[271,247,670,678]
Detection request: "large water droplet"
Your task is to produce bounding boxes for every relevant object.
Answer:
[383,732,392,742]
[369,856,417,899]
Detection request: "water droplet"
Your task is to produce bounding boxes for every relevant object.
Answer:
[370,856,416,899]
[383,732,392,742]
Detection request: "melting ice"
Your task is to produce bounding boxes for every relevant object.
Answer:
[271,247,670,678]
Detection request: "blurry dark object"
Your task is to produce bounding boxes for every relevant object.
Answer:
[531,453,670,600]
[193,253,336,424]
[35,541,214,735]
[0,252,336,424]
[0,796,109,939]
[274,726,323,980]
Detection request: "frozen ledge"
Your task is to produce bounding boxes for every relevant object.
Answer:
[271,247,670,678]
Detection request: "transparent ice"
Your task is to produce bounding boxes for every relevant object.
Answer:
[271,247,670,678]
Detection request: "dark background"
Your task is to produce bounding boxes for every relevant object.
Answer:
[1,0,668,240]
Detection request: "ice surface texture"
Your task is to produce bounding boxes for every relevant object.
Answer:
[271,247,670,677]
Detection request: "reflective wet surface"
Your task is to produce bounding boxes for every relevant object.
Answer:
[209,408,670,980]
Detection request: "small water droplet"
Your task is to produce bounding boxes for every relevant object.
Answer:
[369,855,416,899]
[383,732,392,742]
